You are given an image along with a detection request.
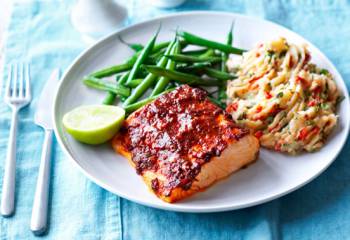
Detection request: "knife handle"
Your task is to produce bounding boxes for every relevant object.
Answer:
[31,129,53,236]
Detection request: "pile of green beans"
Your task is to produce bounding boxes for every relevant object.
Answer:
[164,54,222,63]
[83,24,242,112]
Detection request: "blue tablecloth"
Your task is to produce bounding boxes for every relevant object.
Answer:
[1,0,350,239]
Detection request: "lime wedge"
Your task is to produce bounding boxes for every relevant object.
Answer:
[62,105,125,144]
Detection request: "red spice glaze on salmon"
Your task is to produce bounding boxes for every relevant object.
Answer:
[116,85,250,198]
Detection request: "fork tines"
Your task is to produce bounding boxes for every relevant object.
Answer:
[4,63,31,103]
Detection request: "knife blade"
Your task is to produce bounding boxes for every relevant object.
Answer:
[31,69,60,235]
[34,68,60,129]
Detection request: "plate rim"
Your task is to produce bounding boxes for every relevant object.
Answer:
[53,10,350,213]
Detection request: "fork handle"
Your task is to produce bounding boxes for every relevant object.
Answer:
[1,108,19,217]
[31,129,53,235]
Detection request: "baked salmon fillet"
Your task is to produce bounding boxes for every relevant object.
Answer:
[112,85,259,203]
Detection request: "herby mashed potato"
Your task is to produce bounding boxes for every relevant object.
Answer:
[226,37,341,154]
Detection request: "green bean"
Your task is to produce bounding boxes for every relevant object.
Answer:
[83,76,130,97]
[103,72,128,105]
[89,41,171,78]
[219,23,234,101]
[221,22,234,72]
[220,55,226,72]
[218,91,227,101]
[127,79,143,88]
[199,49,215,58]
[124,88,175,113]
[182,48,208,56]
[208,96,226,109]
[118,35,144,52]
[90,62,133,78]
[164,53,222,63]
[124,97,155,113]
[130,44,144,52]
[148,48,166,63]
[133,40,181,55]
[125,27,161,86]
[176,62,212,71]
[117,73,129,103]
[151,41,180,96]
[102,92,116,105]
[228,22,234,44]
[152,41,171,53]
[177,30,245,55]
[203,67,236,80]
[119,34,173,53]
[118,72,129,85]
[143,65,223,86]
[123,40,176,106]
[100,76,142,104]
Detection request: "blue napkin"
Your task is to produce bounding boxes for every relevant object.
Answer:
[1,0,349,239]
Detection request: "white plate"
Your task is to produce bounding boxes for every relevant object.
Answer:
[53,12,350,212]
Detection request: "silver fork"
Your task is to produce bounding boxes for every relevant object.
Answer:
[1,63,31,217]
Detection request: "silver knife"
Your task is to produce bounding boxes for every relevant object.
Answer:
[31,69,60,235]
